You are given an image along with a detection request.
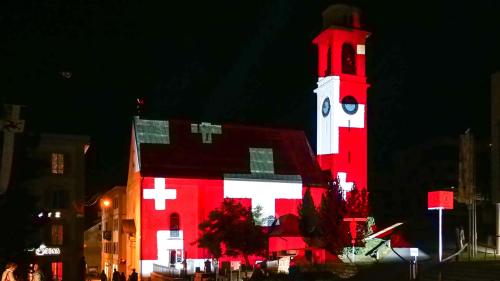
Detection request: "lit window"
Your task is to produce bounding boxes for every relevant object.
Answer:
[51,153,64,174]
[51,262,62,281]
[51,224,63,245]
[249,148,274,174]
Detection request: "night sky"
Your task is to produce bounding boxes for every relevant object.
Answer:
[1,1,500,195]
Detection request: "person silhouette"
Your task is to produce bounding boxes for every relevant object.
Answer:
[99,270,107,281]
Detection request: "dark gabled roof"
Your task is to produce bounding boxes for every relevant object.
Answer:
[134,118,327,186]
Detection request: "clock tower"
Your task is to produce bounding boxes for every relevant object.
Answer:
[313,5,370,195]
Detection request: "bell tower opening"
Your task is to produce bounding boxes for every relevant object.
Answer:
[342,43,356,74]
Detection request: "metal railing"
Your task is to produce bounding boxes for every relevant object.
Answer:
[153,264,182,276]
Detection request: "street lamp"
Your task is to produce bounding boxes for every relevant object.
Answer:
[101,198,111,208]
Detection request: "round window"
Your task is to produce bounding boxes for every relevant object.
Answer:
[341,95,358,115]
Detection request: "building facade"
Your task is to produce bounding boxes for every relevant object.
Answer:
[101,186,128,278]
[28,134,89,281]
[84,222,102,275]
[126,119,327,277]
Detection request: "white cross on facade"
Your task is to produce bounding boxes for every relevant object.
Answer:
[337,172,354,200]
[0,104,25,194]
[223,178,302,225]
[315,76,365,155]
[191,122,222,144]
[143,178,176,210]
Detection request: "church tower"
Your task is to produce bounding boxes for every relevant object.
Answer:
[313,5,370,196]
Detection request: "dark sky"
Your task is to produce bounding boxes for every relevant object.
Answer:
[1,0,500,194]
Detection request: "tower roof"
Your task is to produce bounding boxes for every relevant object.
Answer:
[322,4,362,30]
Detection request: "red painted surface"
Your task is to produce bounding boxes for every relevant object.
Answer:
[140,175,327,261]
[313,28,370,192]
[427,191,454,210]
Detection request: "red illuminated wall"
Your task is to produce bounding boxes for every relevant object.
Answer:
[140,176,325,261]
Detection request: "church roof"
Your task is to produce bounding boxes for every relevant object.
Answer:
[134,117,328,186]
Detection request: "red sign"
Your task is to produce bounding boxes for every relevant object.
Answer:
[428,191,454,210]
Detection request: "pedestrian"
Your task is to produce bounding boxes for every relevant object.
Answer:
[182,259,187,277]
[2,262,18,281]
[119,272,126,281]
[128,269,138,281]
[99,270,107,281]
[204,260,211,273]
[112,269,119,281]
[31,263,44,281]
[80,257,86,281]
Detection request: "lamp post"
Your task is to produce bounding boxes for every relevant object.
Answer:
[100,197,112,277]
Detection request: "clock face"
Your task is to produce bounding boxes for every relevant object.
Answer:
[341,95,358,115]
[322,97,331,117]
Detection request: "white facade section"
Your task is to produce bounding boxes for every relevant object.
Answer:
[157,230,184,265]
[337,172,354,200]
[315,76,365,155]
[143,178,177,210]
[141,260,155,277]
[223,177,302,225]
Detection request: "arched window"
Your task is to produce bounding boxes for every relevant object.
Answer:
[325,46,332,76]
[342,43,356,74]
[170,213,180,237]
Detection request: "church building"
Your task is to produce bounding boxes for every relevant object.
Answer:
[122,4,370,278]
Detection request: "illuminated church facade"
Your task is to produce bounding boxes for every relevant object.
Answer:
[123,5,369,277]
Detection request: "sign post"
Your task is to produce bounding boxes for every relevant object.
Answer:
[428,191,454,262]
[409,248,418,280]
[343,217,367,262]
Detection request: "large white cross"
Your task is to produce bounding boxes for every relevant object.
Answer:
[143,178,176,210]
[223,179,302,225]
[0,105,25,194]
[337,172,354,200]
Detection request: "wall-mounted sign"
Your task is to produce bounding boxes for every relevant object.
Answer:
[35,244,61,256]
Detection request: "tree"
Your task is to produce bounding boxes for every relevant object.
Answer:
[298,187,321,246]
[345,185,370,242]
[196,199,267,267]
[345,184,369,219]
[317,178,350,255]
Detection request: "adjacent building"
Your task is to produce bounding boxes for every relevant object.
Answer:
[84,222,102,275]
[100,186,128,277]
[26,133,90,281]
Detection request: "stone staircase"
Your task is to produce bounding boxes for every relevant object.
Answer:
[420,261,500,281]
